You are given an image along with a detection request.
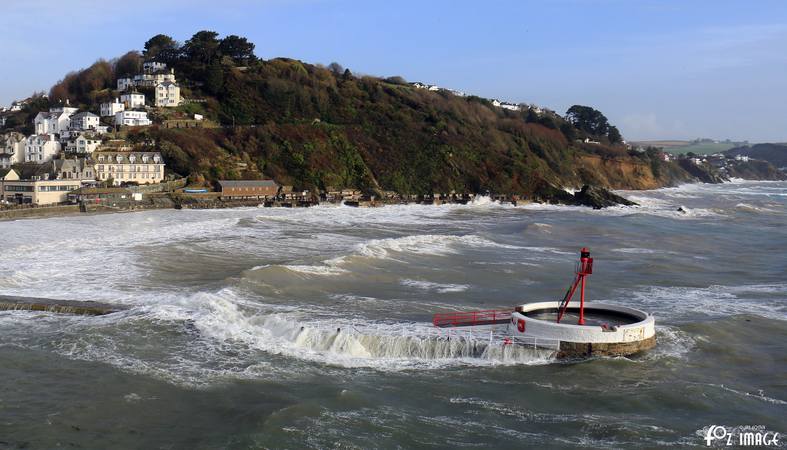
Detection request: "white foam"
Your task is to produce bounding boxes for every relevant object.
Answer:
[621,284,787,322]
[354,234,523,260]
[184,296,555,369]
[282,264,349,276]
[400,279,469,293]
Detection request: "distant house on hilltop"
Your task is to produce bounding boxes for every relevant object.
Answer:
[143,61,167,73]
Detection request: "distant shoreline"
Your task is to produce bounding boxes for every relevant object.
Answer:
[2,178,783,222]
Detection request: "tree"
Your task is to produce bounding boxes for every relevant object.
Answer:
[218,35,256,64]
[328,62,344,75]
[143,34,179,60]
[608,125,622,144]
[115,51,142,78]
[183,30,221,65]
[565,105,609,136]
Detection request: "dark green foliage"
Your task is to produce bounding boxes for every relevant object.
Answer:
[725,143,787,168]
[183,31,221,65]
[566,105,610,136]
[205,63,225,95]
[608,125,622,144]
[218,35,256,64]
[143,34,179,60]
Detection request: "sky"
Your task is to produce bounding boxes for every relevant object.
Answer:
[1,0,786,142]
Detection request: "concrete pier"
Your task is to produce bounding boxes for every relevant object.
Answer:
[0,295,123,316]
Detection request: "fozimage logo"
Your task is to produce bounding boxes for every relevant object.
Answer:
[703,425,780,447]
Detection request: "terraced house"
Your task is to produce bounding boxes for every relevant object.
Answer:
[94,151,165,185]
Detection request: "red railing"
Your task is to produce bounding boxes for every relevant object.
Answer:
[432,309,512,328]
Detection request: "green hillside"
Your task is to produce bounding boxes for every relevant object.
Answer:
[2,31,719,195]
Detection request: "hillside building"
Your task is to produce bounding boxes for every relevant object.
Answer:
[218,180,280,199]
[94,151,165,185]
[120,92,145,109]
[155,82,181,107]
[69,112,100,131]
[100,99,125,117]
[24,134,61,163]
[0,132,26,168]
[114,110,151,127]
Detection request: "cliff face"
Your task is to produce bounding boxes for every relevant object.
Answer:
[572,155,693,190]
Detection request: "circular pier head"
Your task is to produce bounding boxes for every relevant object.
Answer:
[511,301,656,358]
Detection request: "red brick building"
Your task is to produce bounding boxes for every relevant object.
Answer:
[218,180,280,199]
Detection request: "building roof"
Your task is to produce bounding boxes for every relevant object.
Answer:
[93,151,162,164]
[54,158,91,172]
[15,163,54,180]
[218,180,279,188]
[71,112,98,119]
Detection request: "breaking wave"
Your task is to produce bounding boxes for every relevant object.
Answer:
[185,295,556,369]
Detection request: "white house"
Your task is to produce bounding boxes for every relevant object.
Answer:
[143,61,167,73]
[24,134,61,163]
[69,112,100,131]
[118,69,177,90]
[50,104,78,115]
[121,92,145,108]
[34,110,73,135]
[734,155,750,162]
[117,77,134,91]
[0,132,26,168]
[155,82,181,107]
[65,134,101,154]
[114,110,151,127]
[100,99,125,117]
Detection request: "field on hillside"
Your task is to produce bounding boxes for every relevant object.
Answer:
[668,142,737,155]
[632,140,739,155]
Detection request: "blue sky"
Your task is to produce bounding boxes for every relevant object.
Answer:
[2,0,786,142]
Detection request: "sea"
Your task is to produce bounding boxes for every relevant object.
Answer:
[0,180,785,449]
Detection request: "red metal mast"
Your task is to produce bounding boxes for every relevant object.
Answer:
[556,248,594,325]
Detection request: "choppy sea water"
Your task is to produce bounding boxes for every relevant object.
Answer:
[0,180,785,449]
